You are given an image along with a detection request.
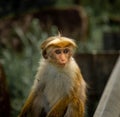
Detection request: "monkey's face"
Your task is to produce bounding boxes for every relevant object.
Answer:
[41,36,76,66]
[48,47,72,66]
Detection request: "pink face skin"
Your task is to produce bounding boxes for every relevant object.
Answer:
[49,47,72,66]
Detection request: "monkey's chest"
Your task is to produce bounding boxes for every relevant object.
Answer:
[44,73,72,108]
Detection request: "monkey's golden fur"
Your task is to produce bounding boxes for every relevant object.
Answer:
[18,35,87,117]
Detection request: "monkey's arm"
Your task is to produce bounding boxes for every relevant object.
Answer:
[64,71,87,117]
[46,95,71,117]
[46,95,85,117]
[18,90,36,117]
[47,71,86,117]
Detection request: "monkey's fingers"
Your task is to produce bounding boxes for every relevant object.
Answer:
[47,96,70,117]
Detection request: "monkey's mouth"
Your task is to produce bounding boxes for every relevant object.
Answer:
[58,63,66,67]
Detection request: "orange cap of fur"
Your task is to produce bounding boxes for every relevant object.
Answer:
[41,36,76,50]
[41,35,77,59]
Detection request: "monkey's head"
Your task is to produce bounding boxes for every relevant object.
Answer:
[41,35,77,66]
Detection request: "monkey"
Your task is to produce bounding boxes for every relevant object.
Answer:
[18,35,87,117]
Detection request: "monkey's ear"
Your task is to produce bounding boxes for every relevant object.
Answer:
[42,50,48,59]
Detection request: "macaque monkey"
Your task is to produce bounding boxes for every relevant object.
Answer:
[18,35,87,117]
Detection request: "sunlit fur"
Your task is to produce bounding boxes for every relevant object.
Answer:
[18,35,87,117]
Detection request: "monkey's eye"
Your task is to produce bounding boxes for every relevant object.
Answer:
[55,49,61,54]
[63,48,69,54]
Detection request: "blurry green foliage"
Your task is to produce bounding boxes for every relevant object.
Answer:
[55,0,120,14]
[77,7,120,53]
[1,18,58,117]
[0,0,56,17]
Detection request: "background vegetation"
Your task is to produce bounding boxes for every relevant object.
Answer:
[1,19,58,116]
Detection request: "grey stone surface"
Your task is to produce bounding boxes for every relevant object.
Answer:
[93,56,120,117]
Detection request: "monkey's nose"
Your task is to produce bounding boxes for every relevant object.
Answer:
[59,59,67,65]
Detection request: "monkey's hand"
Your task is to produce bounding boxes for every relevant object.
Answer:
[64,98,85,117]
[46,95,70,117]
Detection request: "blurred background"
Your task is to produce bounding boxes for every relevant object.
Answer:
[0,0,120,117]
